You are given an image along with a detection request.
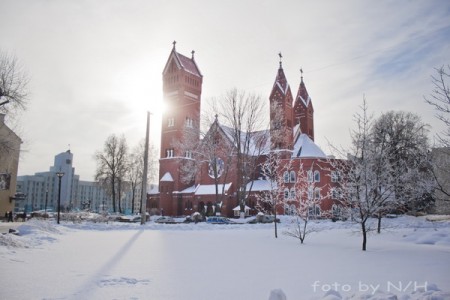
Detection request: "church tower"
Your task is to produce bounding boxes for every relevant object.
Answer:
[293,70,314,141]
[159,41,203,215]
[269,54,294,151]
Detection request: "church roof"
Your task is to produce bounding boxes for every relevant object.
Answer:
[218,123,271,156]
[246,179,277,192]
[175,51,202,77]
[294,76,312,108]
[160,172,174,182]
[195,183,232,195]
[273,67,290,95]
[292,133,326,158]
[163,42,202,77]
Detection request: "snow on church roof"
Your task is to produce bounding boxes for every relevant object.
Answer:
[292,133,327,158]
[218,124,271,156]
[246,179,277,192]
[195,183,232,195]
[175,51,202,77]
[160,172,174,182]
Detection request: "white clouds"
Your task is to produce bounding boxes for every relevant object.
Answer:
[0,0,449,179]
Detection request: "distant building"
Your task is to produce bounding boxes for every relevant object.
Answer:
[16,150,138,213]
[0,113,22,216]
[148,44,344,218]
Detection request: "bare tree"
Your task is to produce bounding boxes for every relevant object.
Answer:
[331,99,391,250]
[424,65,450,200]
[257,150,284,238]
[94,134,128,213]
[127,141,145,214]
[0,51,28,115]
[127,139,159,214]
[0,51,29,155]
[424,65,450,147]
[176,111,235,215]
[213,88,267,213]
[283,161,323,244]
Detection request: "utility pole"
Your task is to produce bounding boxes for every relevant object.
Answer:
[141,111,151,225]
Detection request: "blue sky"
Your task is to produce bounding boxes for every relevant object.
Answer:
[1,0,449,180]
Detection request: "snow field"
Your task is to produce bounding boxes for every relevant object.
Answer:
[0,216,449,299]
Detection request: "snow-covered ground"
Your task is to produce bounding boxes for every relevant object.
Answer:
[1,215,450,300]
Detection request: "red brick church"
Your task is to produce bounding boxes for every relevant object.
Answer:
[148,43,345,219]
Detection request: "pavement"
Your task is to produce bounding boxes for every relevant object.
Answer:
[0,221,22,234]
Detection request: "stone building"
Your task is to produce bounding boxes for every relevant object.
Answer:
[0,113,22,217]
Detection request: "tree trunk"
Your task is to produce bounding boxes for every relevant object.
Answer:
[274,210,278,238]
[362,221,367,251]
[377,214,382,234]
[131,188,135,214]
[118,179,122,214]
[111,177,116,213]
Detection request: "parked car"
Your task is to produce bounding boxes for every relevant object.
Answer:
[206,216,235,224]
[155,216,176,224]
[118,214,141,223]
[247,214,280,224]
[184,212,205,223]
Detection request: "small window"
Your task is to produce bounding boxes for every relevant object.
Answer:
[168,118,175,127]
[185,117,193,128]
[314,188,321,200]
[290,171,296,183]
[308,187,313,200]
[290,188,296,200]
[185,150,193,159]
[284,188,289,200]
[331,188,338,199]
[166,149,174,158]
[283,171,289,183]
[331,171,341,182]
[309,205,321,217]
[307,170,313,182]
[314,170,320,182]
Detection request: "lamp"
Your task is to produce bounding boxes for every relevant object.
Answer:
[56,172,64,224]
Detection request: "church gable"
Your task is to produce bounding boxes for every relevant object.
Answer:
[162,42,202,78]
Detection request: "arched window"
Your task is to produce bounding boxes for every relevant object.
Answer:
[309,205,321,218]
[307,170,313,182]
[314,188,321,200]
[285,204,297,216]
[332,204,340,217]
[308,187,313,200]
[331,188,338,199]
[283,171,289,183]
[284,188,289,199]
[284,204,290,215]
[314,170,320,182]
[290,188,296,199]
[290,171,296,183]
[290,204,296,216]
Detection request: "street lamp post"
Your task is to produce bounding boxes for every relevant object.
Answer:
[44,189,48,214]
[56,172,64,224]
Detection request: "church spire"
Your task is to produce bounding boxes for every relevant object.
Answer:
[293,68,314,141]
[269,53,294,151]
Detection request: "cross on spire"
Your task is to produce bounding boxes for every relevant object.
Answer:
[191,50,195,59]
[172,40,176,49]
[278,52,283,68]
[300,67,304,81]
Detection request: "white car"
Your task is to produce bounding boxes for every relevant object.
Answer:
[155,216,176,224]
[118,215,141,223]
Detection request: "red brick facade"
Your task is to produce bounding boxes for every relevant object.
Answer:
[148,44,344,219]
